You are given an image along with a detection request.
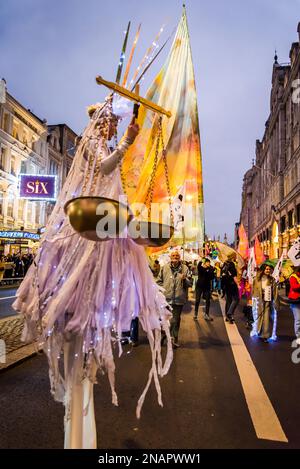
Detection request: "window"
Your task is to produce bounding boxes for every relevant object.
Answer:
[20,160,27,174]
[27,202,32,223]
[0,192,3,215]
[280,216,286,233]
[67,139,74,151]
[12,121,19,140]
[49,159,59,175]
[35,202,40,224]
[33,139,40,154]
[3,113,10,133]
[288,209,294,228]
[0,146,7,171]
[18,199,24,220]
[10,156,16,176]
[23,130,29,146]
[7,191,14,218]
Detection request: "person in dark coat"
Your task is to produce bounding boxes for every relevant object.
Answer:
[221,253,239,324]
[194,258,215,321]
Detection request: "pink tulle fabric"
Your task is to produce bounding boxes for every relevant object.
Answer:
[13,102,173,418]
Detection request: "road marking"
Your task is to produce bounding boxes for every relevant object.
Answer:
[0,296,16,301]
[219,297,288,443]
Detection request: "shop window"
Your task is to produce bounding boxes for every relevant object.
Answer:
[288,209,294,228]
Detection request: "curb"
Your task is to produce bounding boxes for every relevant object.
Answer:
[0,343,42,373]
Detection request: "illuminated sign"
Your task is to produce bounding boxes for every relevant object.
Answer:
[0,231,40,240]
[19,174,57,200]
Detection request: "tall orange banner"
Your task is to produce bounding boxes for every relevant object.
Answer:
[237,223,249,260]
[122,7,204,244]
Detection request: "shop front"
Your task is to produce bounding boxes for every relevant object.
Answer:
[0,230,40,257]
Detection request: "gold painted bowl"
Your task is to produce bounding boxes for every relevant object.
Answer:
[64,196,133,241]
[128,220,174,247]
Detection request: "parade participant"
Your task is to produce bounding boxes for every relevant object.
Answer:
[221,253,239,323]
[151,259,161,278]
[12,98,173,448]
[250,264,278,342]
[194,258,215,321]
[213,261,222,294]
[288,266,300,345]
[157,250,192,347]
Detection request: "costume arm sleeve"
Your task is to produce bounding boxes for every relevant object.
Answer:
[100,136,134,175]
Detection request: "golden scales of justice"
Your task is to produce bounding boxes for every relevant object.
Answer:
[64,76,174,247]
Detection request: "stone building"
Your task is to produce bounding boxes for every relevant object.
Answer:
[239,22,300,258]
[46,124,77,221]
[0,81,77,255]
[0,82,48,254]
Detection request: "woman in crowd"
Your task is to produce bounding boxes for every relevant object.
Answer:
[250,264,278,342]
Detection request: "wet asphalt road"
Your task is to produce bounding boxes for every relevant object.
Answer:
[0,294,299,449]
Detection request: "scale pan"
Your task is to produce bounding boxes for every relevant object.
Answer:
[129,220,174,247]
[64,196,133,242]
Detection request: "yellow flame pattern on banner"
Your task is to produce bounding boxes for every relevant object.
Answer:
[122,9,204,244]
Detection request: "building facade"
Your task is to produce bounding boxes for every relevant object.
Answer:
[46,124,77,221]
[239,22,300,258]
[0,81,77,255]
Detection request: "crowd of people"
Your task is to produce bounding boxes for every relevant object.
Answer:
[0,253,34,282]
[148,250,300,349]
[3,246,299,351]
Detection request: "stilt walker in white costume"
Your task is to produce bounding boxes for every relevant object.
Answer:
[13,95,173,449]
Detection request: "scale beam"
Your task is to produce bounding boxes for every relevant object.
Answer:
[95,75,172,118]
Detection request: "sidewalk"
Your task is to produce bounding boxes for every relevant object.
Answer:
[0,314,40,371]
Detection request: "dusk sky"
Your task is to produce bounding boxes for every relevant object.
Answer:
[1,0,300,241]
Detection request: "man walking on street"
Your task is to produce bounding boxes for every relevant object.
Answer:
[157,251,192,348]
[194,259,215,321]
[222,253,239,324]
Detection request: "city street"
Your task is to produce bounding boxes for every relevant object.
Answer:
[0,287,17,319]
[0,294,299,449]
